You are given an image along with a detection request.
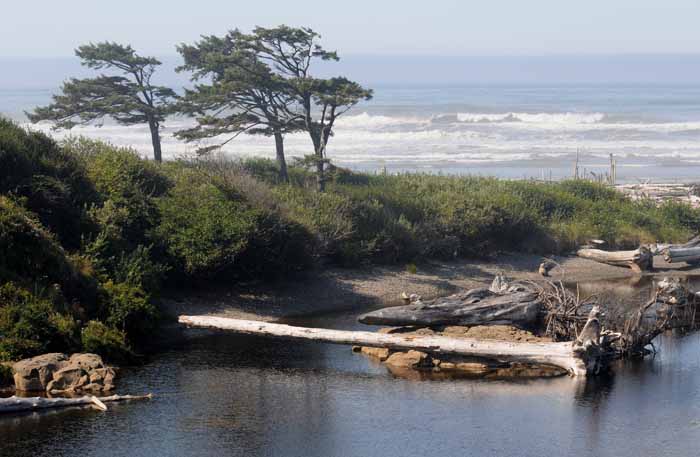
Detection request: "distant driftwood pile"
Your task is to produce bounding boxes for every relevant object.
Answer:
[617,183,700,209]
[577,235,700,272]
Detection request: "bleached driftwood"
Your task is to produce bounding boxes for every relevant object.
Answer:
[178,315,603,376]
[0,394,153,415]
[577,246,652,272]
[357,288,541,328]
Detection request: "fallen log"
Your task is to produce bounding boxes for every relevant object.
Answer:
[0,393,152,415]
[357,288,542,328]
[653,235,700,257]
[178,315,603,376]
[663,246,700,265]
[576,246,652,272]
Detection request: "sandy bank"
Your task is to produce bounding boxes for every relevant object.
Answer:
[161,253,700,322]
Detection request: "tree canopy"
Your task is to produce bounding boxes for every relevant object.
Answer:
[245,26,373,190]
[28,42,176,162]
[176,31,302,181]
[176,26,372,188]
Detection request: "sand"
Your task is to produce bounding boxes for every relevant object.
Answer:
[162,253,700,322]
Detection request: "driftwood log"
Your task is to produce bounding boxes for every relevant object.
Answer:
[654,234,700,254]
[577,246,652,272]
[0,394,152,415]
[358,285,541,328]
[663,246,700,265]
[178,315,605,376]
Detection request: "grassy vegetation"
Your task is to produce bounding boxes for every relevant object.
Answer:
[1,118,698,362]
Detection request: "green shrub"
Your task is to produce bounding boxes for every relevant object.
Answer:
[0,283,79,361]
[80,320,133,364]
[0,119,98,248]
[274,186,356,261]
[0,196,99,309]
[558,179,623,202]
[101,281,158,343]
[0,196,70,283]
[156,168,257,277]
[171,160,316,276]
[82,143,170,251]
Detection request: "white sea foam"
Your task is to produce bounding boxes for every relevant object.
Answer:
[455,112,606,124]
[24,102,700,182]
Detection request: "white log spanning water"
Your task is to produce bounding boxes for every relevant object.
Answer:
[178,316,594,376]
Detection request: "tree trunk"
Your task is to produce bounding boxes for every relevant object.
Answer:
[307,128,326,192]
[178,316,602,376]
[148,119,163,162]
[357,289,542,328]
[316,156,325,192]
[273,131,289,183]
[577,246,653,272]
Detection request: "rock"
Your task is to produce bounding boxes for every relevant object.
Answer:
[12,353,116,393]
[454,362,491,375]
[360,347,390,361]
[539,261,555,277]
[46,367,87,393]
[69,353,105,371]
[12,353,68,392]
[384,350,433,369]
[356,324,560,379]
[81,383,102,392]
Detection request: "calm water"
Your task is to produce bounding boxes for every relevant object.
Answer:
[2,279,700,457]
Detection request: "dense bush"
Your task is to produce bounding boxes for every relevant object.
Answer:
[0,119,98,249]
[101,280,158,343]
[81,320,132,364]
[0,196,99,306]
[156,167,258,276]
[0,283,79,360]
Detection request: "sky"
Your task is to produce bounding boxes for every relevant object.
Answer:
[3,0,700,57]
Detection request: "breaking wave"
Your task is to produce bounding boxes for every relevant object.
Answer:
[455,112,606,124]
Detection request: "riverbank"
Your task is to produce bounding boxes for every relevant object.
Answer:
[3,116,700,365]
[161,253,700,322]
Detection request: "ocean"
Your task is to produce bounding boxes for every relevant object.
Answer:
[3,56,700,182]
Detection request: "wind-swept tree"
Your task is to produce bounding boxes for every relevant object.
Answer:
[28,42,176,162]
[247,26,373,191]
[176,31,301,182]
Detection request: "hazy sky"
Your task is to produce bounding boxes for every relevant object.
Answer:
[3,0,700,57]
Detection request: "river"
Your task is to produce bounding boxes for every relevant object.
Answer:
[2,279,700,456]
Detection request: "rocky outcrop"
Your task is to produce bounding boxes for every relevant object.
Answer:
[12,353,68,392]
[12,353,116,394]
[356,325,567,379]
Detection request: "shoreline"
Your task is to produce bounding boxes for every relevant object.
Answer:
[161,253,700,322]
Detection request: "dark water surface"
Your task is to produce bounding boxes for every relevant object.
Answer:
[2,280,700,457]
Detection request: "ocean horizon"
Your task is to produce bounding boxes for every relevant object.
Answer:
[3,55,700,182]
